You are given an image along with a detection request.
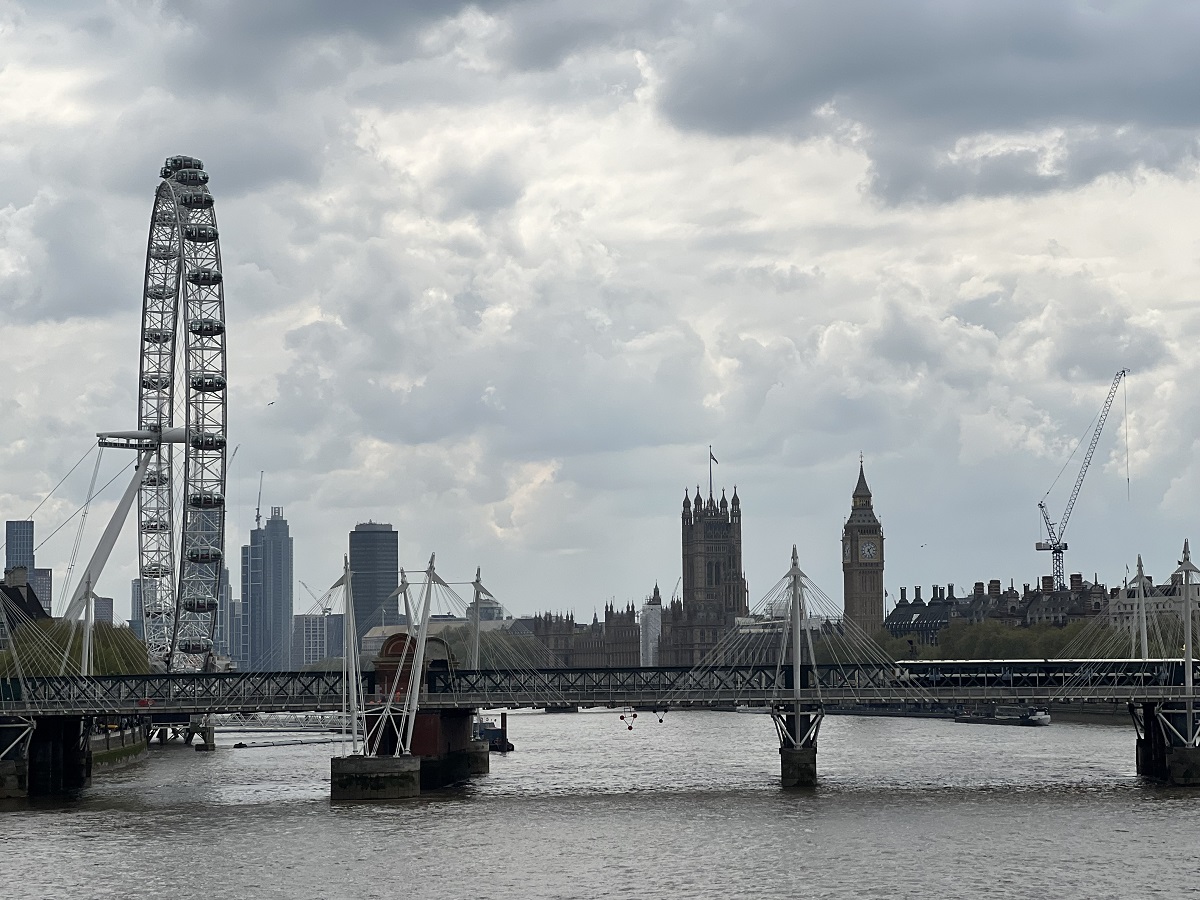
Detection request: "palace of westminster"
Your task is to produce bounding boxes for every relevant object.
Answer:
[525,462,886,667]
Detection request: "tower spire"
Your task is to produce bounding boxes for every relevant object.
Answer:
[853,458,872,506]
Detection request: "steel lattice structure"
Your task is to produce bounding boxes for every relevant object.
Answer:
[2,660,1197,717]
[135,155,227,671]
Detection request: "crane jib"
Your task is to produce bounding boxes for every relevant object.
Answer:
[1036,369,1129,590]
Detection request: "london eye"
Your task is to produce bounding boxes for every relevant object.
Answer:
[133,155,228,671]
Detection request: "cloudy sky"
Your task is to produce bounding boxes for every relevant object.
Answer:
[3,1,1199,626]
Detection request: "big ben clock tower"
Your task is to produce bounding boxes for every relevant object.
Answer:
[842,460,884,633]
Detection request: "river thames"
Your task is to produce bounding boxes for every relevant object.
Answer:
[2,710,1198,899]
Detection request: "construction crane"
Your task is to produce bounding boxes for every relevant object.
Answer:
[254,470,264,530]
[1036,368,1128,590]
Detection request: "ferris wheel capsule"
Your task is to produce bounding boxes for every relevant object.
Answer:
[190,374,226,393]
[162,155,204,175]
[178,190,214,210]
[186,545,223,564]
[171,168,209,186]
[189,430,226,450]
[184,223,219,243]
[187,267,223,287]
[189,317,225,337]
[176,637,213,655]
[141,467,169,486]
[182,596,219,614]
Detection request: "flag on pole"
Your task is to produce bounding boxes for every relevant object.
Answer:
[710,450,718,464]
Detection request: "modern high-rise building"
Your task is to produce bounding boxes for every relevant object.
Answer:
[841,462,885,634]
[348,522,400,652]
[93,596,114,625]
[228,598,250,671]
[212,565,234,658]
[31,569,52,614]
[5,521,34,571]
[131,577,155,638]
[6,520,52,614]
[291,612,345,668]
[242,507,294,670]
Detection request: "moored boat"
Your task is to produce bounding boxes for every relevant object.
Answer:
[955,706,1051,726]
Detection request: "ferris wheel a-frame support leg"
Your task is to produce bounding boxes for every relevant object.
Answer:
[59,447,155,675]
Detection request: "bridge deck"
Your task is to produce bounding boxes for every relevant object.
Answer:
[0,660,1196,717]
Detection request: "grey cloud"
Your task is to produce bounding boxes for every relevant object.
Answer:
[493,0,667,71]
[654,2,1200,202]
[436,155,525,217]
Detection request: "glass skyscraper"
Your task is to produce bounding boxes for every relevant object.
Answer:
[6,520,52,614]
[242,507,294,670]
[348,522,400,652]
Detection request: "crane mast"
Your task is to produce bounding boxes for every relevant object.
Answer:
[1036,369,1128,590]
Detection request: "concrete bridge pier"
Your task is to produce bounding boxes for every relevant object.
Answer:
[779,710,820,788]
[1132,702,1200,786]
[1,716,93,798]
[331,755,421,800]
[194,724,217,752]
[0,718,33,798]
[188,715,217,752]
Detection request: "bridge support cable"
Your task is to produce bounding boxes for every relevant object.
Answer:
[397,555,438,755]
[366,572,414,758]
[649,549,937,718]
[773,546,824,753]
[1052,543,1200,742]
[1,596,140,725]
[398,563,577,712]
[330,558,365,755]
[1137,556,1150,661]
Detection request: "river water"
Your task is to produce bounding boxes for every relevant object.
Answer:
[2,710,1198,899]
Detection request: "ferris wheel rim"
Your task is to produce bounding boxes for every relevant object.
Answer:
[134,156,228,672]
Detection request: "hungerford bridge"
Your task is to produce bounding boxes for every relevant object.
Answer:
[4,653,1200,792]
[3,156,1200,796]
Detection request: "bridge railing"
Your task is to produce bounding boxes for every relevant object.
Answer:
[0,671,354,716]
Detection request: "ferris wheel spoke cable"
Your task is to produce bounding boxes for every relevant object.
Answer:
[31,458,138,557]
[0,443,98,558]
[57,447,105,616]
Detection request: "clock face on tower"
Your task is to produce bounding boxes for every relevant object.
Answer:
[843,541,850,561]
[859,540,878,560]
